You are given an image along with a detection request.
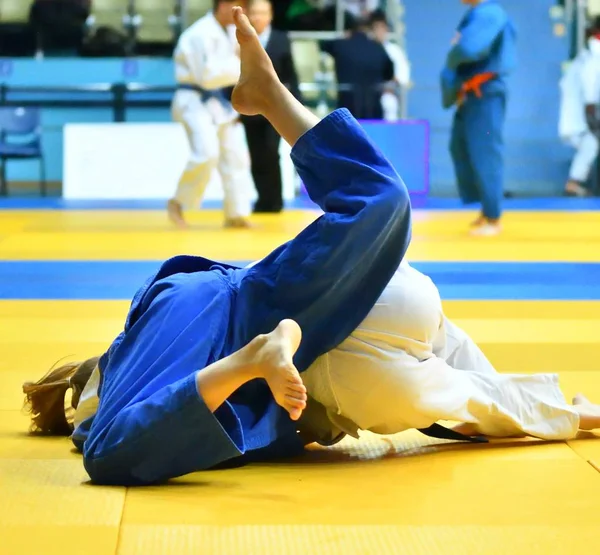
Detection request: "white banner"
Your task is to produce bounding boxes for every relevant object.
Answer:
[63,122,297,201]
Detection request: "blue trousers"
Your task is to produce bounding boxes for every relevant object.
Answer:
[81,109,412,485]
[450,93,506,220]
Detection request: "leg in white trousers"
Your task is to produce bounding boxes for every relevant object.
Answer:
[172,91,252,220]
[217,121,252,220]
[172,91,218,211]
[304,264,581,441]
[568,131,599,183]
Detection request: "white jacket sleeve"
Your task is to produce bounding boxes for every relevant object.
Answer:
[580,56,600,106]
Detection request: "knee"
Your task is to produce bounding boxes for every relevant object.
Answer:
[219,149,250,177]
[189,155,217,172]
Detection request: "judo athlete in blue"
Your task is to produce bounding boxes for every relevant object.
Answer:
[21,8,412,486]
[441,0,516,236]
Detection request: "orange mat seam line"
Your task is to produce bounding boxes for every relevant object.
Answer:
[114,487,129,555]
[588,460,600,474]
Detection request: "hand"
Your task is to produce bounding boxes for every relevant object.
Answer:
[585,104,600,132]
[451,32,461,46]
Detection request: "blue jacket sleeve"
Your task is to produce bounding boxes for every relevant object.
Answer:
[446,5,507,70]
[83,372,245,485]
[440,67,461,109]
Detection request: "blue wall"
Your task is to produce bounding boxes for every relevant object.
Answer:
[0,58,175,183]
[404,0,572,195]
[1,57,432,194]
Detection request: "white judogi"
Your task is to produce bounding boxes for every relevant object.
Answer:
[75,261,580,442]
[303,261,580,440]
[559,37,600,183]
[172,12,252,220]
[381,41,410,122]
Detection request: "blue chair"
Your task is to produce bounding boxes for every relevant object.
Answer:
[0,107,46,196]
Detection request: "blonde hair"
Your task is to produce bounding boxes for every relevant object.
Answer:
[22,357,99,436]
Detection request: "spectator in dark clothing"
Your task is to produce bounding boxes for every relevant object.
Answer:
[241,0,303,213]
[29,0,91,54]
[321,18,394,120]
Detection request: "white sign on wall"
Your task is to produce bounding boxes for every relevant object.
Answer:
[63,122,297,201]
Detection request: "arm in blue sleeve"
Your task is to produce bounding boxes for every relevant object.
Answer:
[236,109,413,371]
[446,6,507,69]
[441,67,461,109]
[83,373,244,485]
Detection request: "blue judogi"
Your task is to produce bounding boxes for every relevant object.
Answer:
[441,0,516,220]
[75,109,412,486]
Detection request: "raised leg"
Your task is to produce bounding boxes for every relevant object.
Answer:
[229,7,412,372]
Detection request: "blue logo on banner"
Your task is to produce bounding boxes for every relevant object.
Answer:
[123,60,138,77]
[0,60,13,77]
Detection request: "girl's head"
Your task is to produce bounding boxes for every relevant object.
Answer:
[22,356,99,436]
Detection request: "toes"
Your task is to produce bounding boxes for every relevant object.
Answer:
[288,383,307,396]
[288,406,304,422]
[284,367,304,386]
[233,7,256,37]
[285,394,307,407]
[289,391,307,404]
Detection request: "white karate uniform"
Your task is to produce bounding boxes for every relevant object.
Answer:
[172,12,252,219]
[303,261,580,440]
[381,41,411,122]
[559,37,600,183]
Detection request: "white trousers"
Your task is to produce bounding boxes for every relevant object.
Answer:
[381,91,399,122]
[172,90,252,219]
[303,263,580,440]
[566,131,599,183]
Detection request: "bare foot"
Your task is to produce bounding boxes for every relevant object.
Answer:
[469,221,501,237]
[167,199,187,228]
[230,6,279,116]
[470,214,485,227]
[253,320,306,420]
[565,181,590,197]
[573,393,600,431]
[224,217,253,229]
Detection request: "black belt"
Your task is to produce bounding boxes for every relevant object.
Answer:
[419,423,489,443]
[176,83,229,106]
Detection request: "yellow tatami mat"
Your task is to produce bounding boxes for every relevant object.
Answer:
[2,208,600,554]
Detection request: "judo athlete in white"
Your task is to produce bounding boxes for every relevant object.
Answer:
[559,21,600,198]
[168,0,253,228]
[302,260,598,443]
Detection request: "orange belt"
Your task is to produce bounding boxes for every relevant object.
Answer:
[457,72,496,104]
